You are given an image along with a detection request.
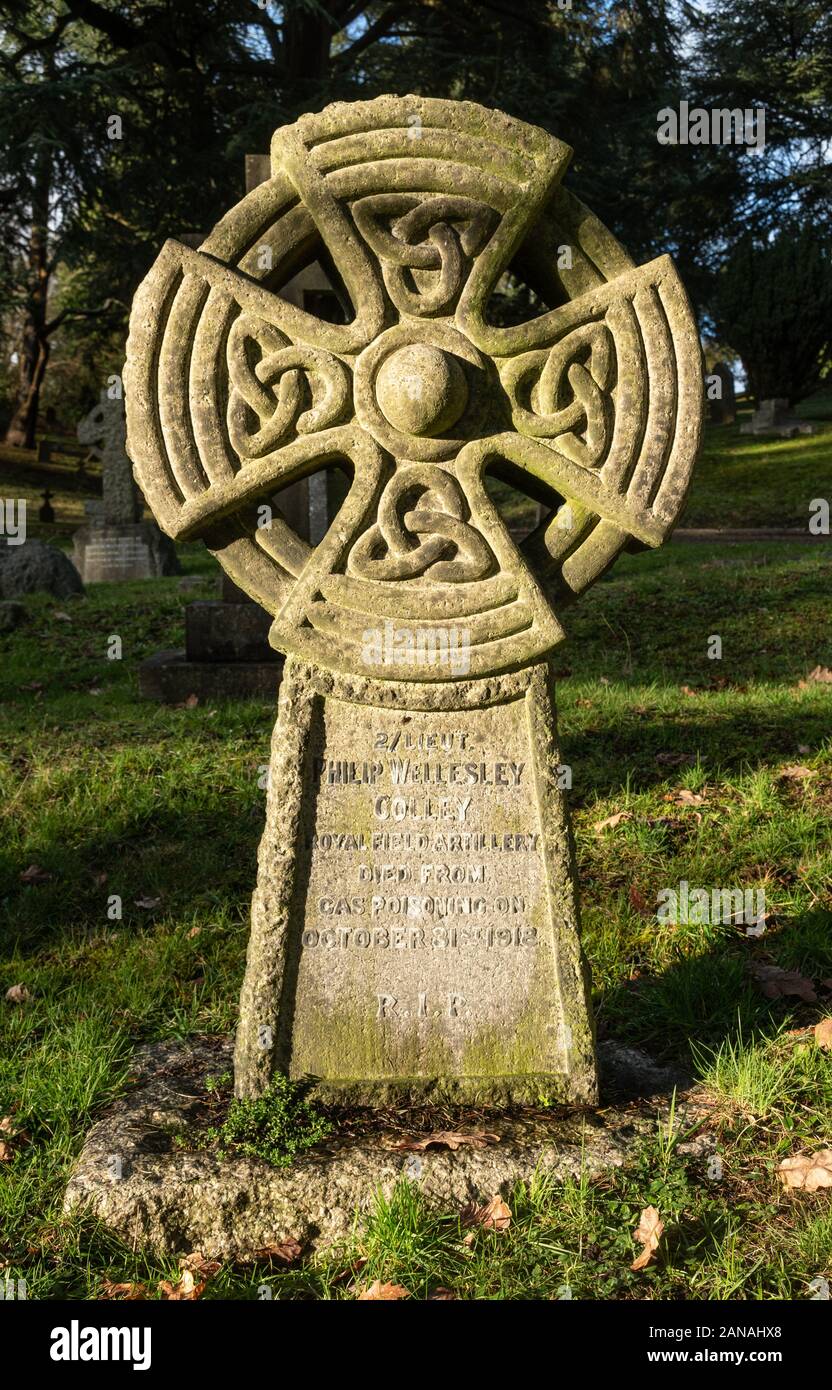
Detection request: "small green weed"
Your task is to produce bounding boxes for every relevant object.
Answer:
[206,1075,333,1167]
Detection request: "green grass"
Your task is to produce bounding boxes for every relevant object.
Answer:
[682,410,832,529]
[0,440,99,542]
[1,469,831,1297]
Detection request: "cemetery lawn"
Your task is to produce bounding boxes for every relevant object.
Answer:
[681,416,832,529]
[1,536,831,1300]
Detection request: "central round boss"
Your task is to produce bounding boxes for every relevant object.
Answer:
[374,343,468,437]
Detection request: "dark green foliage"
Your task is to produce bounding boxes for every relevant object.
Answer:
[711,225,832,404]
[206,1075,333,1167]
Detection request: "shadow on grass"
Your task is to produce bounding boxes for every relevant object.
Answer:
[0,784,264,954]
[563,706,831,796]
[597,906,832,1065]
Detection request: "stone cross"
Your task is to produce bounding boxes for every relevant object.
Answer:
[73,390,179,581]
[77,394,141,525]
[125,96,702,1105]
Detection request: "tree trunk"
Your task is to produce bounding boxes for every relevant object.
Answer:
[280,3,343,117]
[4,149,51,449]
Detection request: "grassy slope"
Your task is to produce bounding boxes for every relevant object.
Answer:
[683,413,832,529]
[1,534,830,1299]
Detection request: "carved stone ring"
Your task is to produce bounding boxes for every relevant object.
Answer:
[126,96,702,680]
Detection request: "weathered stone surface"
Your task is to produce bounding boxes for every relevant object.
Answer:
[185,601,278,663]
[63,1037,708,1259]
[707,360,736,425]
[72,521,179,583]
[138,648,281,703]
[77,394,141,526]
[235,658,596,1105]
[0,539,84,599]
[124,96,703,1106]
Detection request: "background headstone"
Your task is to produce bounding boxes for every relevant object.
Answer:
[740,397,815,437]
[72,394,179,581]
[708,360,736,424]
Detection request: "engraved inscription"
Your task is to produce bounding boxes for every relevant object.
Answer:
[289,692,565,1081]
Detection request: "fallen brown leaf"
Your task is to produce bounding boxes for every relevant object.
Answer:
[330,1256,367,1286]
[628,884,651,913]
[665,788,706,806]
[748,961,817,1003]
[392,1130,499,1153]
[779,1150,832,1193]
[186,926,202,940]
[4,984,30,1004]
[99,1280,148,1300]
[814,1018,832,1051]
[631,1205,664,1270]
[158,1269,205,1300]
[461,1195,512,1231]
[134,895,161,910]
[680,684,698,697]
[19,864,50,884]
[803,665,832,685]
[179,1252,221,1279]
[594,810,632,834]
[0,1141,14,1162]
[429,1287,457,1300]
[357,1280,410,1300]
[243,1238,303,1266]
[779,764,816,781]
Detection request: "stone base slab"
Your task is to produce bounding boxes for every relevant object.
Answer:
[63,1037,700,1258]
[739,421,814,438]
[139,648,282,703]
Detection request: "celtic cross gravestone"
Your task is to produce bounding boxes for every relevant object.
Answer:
[125,96,702,1105]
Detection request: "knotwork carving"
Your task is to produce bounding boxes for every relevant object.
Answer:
[125,95,703,682]
[348,464,494,583]
[227,315,351,460]
[501,323,613,468]
[352,195,496,317]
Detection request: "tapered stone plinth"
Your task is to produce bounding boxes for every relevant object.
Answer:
[234,659,596,1105]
